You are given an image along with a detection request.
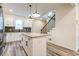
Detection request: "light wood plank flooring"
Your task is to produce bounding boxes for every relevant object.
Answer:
[47,42,79,56]
[2,41,27,56]
[2,41,79,56]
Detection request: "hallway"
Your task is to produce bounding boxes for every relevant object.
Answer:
[2,41,27,56]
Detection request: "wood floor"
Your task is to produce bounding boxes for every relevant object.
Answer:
[47,42,79,56]
[1,41,79,56]
[2,41,27,56]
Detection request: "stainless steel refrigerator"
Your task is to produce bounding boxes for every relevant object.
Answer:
[0,5,5,56]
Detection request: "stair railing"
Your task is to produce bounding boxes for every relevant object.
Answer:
[41,14,55,33]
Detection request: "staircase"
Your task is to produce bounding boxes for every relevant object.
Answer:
[41,14,55,34]
[41,12,79,56]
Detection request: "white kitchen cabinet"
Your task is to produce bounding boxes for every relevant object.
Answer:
[6,33,22,43]
[4,13,33,27]
[4,14,15,26]
[22,33,48,56]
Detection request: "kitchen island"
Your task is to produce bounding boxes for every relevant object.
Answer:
[22,33,48,56]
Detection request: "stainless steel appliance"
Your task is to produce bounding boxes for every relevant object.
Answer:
[0,5,5,56]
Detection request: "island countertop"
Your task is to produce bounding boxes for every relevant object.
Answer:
[22,33,48,38]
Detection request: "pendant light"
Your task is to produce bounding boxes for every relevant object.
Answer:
[32,4,40,18]
[27,5,34,20]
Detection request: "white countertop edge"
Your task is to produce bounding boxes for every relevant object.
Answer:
[22,33,49,38]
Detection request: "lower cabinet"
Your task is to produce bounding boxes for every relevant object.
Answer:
[21,35,32,55]
[6,33,22,43]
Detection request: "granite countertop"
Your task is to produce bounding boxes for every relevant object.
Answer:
[22,33,48,38]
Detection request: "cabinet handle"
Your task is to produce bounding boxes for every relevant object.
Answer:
[26,41,28,46]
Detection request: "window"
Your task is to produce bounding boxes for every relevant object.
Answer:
[47,11,55,22]
[0,16,3,30]
[15,20,23,29]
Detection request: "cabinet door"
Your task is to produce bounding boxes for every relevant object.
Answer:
[4,15,10,26]
[9,15,14,26]
[27,38,33,56]
[4,14,14,26]
[21,35,29,47]
[6,33,12,42]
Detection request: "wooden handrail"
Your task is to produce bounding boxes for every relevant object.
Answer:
[41,14,55,32]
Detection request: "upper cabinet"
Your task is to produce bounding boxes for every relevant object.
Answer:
[4,14,33,28]
[4,14,15,26]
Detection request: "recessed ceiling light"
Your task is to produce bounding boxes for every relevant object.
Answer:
[9,9,13,12]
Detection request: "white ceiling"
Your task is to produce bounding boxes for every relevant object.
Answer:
[2,3,69,18]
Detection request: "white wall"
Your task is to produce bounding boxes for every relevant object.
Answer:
[32,20,45,33]
[75,4,79,51]
[50,4,76,50]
